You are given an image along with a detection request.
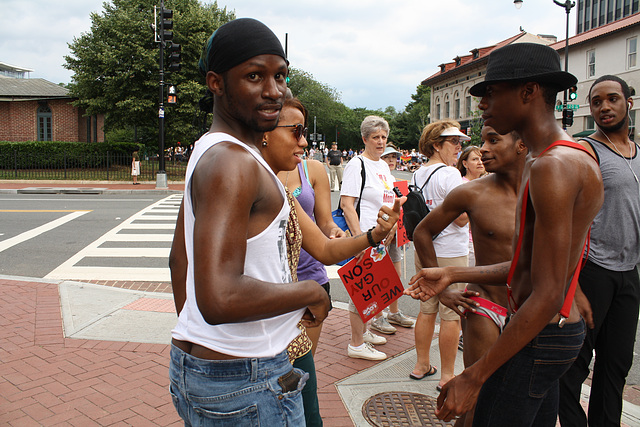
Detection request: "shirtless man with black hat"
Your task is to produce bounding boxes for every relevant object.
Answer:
[406,42,604,425]
[412,125,527,426]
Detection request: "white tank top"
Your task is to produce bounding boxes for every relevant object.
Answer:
[171,132,304,357]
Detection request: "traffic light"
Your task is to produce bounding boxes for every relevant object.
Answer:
[161,8,173,42]
[569,86,578,101]
[562,108,574,128]
[167,42,181,72]
[167,85,177,104]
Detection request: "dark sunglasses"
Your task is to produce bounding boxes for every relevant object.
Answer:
[277,124,308,141]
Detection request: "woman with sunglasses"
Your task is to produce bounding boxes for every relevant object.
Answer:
[268,99,344,359]
[261,98,401,427]
[409,119,470,393]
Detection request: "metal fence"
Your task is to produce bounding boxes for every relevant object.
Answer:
[0,149,188,182]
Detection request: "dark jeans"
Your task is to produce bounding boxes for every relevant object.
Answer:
[473,319,585,427]
[559,261,640,427]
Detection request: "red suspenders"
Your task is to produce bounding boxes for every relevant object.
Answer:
[506,141,596,327]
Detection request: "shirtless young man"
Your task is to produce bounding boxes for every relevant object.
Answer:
[406,43,604,425]
[412,125,526,426]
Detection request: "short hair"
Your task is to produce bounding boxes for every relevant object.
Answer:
[361,116,390,139]
[418,119,461,157]
[456,146,482,177]
[588,74,632,101]
[281,98,308,126]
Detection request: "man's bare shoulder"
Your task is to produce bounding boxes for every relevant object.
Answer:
[194,141,262,180]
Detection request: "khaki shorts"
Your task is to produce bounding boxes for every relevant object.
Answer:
[415,254,468,321]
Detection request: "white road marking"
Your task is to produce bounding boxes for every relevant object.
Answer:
[45,194,182,282]
[0,211,91,253]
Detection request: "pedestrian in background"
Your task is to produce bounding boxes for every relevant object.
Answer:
[131,149,140,185]
[410,120,469,392]
[340,115,405,361]
[326,142,344,191]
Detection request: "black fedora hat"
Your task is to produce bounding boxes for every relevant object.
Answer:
[470,43,577,97]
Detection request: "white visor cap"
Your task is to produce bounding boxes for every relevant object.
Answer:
[440,127,471,141]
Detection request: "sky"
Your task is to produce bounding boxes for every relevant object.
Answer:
[2,0,577,112]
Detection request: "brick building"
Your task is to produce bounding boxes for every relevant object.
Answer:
[0,63,104,143]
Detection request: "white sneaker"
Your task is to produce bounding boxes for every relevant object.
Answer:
[363,330,387,345]
[370,316,397,334]
[387,311,416,328]
[348,343,387,360]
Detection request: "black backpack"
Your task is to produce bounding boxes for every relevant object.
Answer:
[403,165,446,241]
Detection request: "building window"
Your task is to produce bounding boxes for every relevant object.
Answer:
[633,0,639,14]
[445,101,450,118]
[585,0,591,31]
[616,0,622,19]
[599,0,606,25]
[624,0,631,15]
[454,91,460,119]
[586,115,595,130]
[436,102,441,120]
[592,0,599,28]
[607,0,615,21]
[465,95,472,117]
[37,105,52,141]
[587,49,596,77]
[628,37,637,69]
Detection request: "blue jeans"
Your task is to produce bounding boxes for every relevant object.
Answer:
[169,344,308,426]
[473,319,585,427]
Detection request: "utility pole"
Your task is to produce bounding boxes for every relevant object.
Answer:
[153,0,175,188]
[554,0,576,130]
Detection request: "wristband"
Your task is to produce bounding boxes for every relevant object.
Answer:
[366,227,378,247]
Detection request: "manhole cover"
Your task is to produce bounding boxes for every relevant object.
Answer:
[362,392,455,426]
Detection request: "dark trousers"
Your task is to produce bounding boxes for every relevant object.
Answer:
[473,319,585,427]
[559,261,640,427]
[293,351,323,427]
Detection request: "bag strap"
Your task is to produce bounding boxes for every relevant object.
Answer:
[355,156,366,217]
[418,164,447,199]
[337,156,367,217]
[506,141,595,321]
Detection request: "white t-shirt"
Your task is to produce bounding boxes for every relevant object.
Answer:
[341,155,396,231]
[412,163,469,258]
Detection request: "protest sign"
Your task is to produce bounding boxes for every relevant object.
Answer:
[338,245,404,322]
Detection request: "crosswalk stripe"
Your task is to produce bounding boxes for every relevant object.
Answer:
[45,194,182,281]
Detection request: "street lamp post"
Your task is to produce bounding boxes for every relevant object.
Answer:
[554,0,576,130]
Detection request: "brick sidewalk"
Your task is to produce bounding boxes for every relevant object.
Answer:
[2,275,638,425]
[0,278,417,426]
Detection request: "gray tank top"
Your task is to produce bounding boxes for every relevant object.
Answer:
[583,136,640,271]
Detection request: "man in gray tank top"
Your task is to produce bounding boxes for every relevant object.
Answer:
[559,75,640,427]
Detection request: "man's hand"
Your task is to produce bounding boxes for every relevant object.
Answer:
[574,284,594,329]
[300,290,331,328]
[439,289,480,318]
[405,267,452,301]
[435,371,482,422]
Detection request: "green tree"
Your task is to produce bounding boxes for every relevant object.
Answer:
[64,0,234,148]
[389,84,430,150]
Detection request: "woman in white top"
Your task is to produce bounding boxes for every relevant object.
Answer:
[409,120,470,391]
[340,116,410,361]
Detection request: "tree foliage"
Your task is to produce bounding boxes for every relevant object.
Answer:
[64,0,234,148]
[388,84,430,150]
